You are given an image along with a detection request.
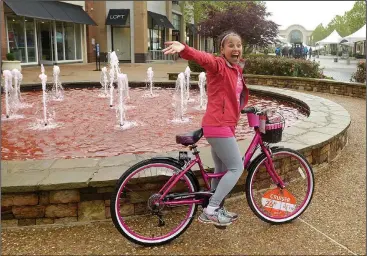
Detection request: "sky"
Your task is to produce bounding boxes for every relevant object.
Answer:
[265,1,357,31]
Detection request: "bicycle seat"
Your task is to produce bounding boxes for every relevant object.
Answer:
[176,128,203,146]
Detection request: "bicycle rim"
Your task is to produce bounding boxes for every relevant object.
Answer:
[247,149,314,223]
[112,161,197,245]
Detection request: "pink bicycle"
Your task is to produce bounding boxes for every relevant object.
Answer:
[111,106,314,246]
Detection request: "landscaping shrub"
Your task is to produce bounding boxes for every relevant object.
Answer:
[188,56,324,79]
[6,52,15,61]
[351,61,366,83]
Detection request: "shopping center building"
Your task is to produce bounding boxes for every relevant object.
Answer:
[1,1,211,65]
[0,0,95,66]
[84,1,209,63]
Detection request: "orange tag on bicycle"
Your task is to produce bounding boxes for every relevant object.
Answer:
[261,188,296,217]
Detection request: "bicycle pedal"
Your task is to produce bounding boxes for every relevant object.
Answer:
[214,225,227,230]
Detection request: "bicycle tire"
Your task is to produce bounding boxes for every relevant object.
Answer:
[110,158,199,246]
[246,147,314,224]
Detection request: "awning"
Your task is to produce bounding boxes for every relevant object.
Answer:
[148,11,174,29]
[106,9,129,25]
[4,0,96,25]
[187,23,198,34]
[4,0,54,20]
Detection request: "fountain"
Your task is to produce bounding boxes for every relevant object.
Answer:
[108,51,125,107]
[172,72,189,123]
[109,67,115,107]
[2,70,12,118]
[39,72,48,126]
[116,73,136,130]
[197,72,207,110]
[184,66,194,103]
[11,69,22,106]
[99,67,109,97]
[143,67,158,98]
[51,65,64,101]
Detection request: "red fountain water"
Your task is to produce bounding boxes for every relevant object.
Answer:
[1,88,307,160]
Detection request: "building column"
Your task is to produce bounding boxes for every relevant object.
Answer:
[0,1,8,61]
[166,1,172,42]
[179,2,186,43]
[85,1,107,63]
[133,1,148,63]
[194,33,199,49]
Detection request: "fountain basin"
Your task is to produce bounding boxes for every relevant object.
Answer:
[2,86,307,160]
[1,85,350,227]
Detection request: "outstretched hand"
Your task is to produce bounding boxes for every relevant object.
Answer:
[162,41,185,55]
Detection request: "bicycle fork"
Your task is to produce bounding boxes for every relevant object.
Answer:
[262,147,286,189]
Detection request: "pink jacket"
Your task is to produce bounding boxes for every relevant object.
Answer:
[179,44,249,127]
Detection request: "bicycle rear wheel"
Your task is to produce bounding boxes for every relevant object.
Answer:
[246,148,314,224]
[110,158,199,246]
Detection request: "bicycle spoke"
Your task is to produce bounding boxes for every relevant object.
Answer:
[247,148,314,223]
[112,160,198,244]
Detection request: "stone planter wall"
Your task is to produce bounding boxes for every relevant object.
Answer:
[168,73,366,98]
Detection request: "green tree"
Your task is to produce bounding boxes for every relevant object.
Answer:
[313,0,366,42]
[311,24,327,45]
[183,1,264,24]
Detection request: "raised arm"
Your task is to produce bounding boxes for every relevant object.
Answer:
[162,41,219,73]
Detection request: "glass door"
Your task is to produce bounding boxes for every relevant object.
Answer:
[37,20,54,65]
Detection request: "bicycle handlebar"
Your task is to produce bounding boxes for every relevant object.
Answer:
[241,106,265,115]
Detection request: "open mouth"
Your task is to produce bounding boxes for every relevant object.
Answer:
[231,54,240,60]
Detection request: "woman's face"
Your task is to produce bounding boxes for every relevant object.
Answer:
[220,35,243,65]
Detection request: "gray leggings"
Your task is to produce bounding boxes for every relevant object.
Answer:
[206,137,244,208]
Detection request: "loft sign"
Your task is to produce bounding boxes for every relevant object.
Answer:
[110,14,125,20]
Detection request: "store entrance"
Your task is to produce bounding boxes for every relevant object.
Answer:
[37,20,54,65]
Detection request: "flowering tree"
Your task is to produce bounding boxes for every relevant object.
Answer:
[195,1,279,53]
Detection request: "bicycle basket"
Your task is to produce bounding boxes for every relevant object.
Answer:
[261,114,285,143]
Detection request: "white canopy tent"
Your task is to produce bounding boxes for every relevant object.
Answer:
[316,30,342,45]
[339,24,366,44]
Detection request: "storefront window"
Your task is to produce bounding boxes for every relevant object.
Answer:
[56,22,64,61]
[172,13,181,30]
[25,18,36,62]
[64,22,75,60]
[186,26,193,47]
[75,24,82,59]
[7,16,26,62]
[148,15,165,51]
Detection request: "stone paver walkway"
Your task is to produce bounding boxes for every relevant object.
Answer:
[1,92,365,256]
[315,55,359,82]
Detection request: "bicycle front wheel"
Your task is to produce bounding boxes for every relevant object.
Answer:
[110,158,199,246]
[246,148,314,224]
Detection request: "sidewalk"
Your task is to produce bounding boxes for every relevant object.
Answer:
[20,55,359,85]
[20,59,189,84]
[315,55,359,82]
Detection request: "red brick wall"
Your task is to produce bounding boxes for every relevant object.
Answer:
[0,1,8,60]
[85,1,107,63]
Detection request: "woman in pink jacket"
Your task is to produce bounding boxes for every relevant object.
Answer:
[163,31,249,226]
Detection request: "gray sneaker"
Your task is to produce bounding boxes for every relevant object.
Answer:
[219,207,238,221]
[198,208,233,226]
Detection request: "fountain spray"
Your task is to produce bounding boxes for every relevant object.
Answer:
[11,69,22,106]
[117,73,126,127]
[100,67,109,96]
[52,65,64,100]
[198,72,207,110]
[39,72,48,126]
[184,66,191,100]
[172,72,188,123]
[3,70,12,118]
[147,67,154,97]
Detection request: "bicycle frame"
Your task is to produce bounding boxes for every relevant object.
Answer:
[158,127,286,206]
